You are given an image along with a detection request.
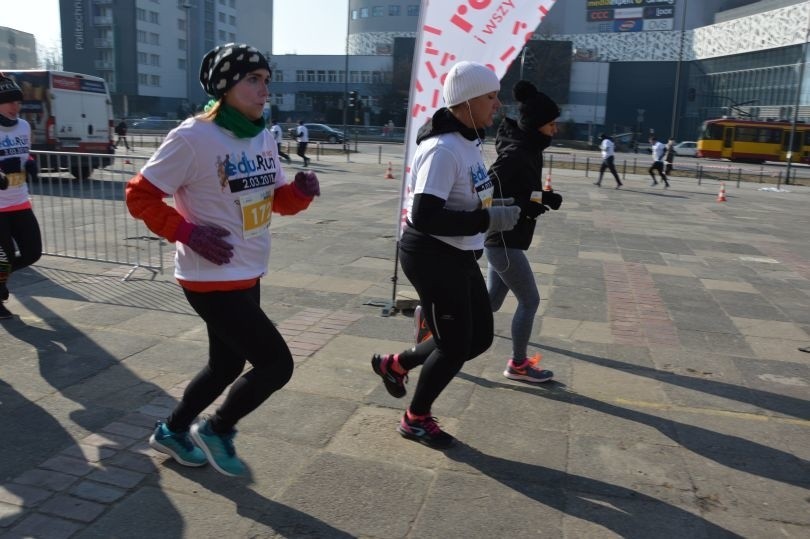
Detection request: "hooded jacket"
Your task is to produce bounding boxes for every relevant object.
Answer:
[484,117,551,250]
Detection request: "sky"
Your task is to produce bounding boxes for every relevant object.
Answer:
[3,0,349,56]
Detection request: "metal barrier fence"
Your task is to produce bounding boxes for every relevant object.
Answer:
[29,151,166,279]
[544,153,810,188]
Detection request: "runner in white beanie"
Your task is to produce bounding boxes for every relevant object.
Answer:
[371,60,518,449]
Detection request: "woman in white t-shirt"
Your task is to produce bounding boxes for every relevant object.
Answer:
[370,61,521,449]
[0,73,42,320]
[126,43,320,477]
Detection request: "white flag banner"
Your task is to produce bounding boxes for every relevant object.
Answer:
[396,0,557,238]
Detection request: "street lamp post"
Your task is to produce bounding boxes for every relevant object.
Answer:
[785,6,810,185]
[342,2,350,154]
[669,0,688,141]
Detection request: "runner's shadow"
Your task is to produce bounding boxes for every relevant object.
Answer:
[457,371,809,489]
[446,442,743,539]
[3,295,183,535]
[532,342,809,420]
[186,474,355,538]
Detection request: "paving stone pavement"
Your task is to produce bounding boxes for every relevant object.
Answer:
[1,149,809,538]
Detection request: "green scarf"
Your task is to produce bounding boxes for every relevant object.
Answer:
[207,100,266,138]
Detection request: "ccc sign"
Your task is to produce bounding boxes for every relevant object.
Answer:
[588,9,613,21]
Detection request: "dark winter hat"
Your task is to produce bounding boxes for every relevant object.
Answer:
[513,80,559,132]
[199,43,271,99]
[0,73,23,104]
[599,132,607,140]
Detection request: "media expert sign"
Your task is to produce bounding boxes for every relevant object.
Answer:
[398,0,556,239]
[587,0,675,8]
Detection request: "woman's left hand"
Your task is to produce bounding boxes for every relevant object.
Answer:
[294,171,320,197]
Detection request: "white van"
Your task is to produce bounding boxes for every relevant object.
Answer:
[5,70,115,178]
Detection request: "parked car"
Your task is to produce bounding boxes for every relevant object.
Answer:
[672,141,698,157]
[287,123,344,143]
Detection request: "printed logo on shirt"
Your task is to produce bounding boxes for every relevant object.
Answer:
[0,133,30,157]
[470,162,495,207]
[215,150,279,194]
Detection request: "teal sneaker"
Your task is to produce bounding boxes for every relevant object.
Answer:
[149,421,207,467]
[190,418,246,477]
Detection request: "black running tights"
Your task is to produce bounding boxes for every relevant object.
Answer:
[397,242,494,416]
[167,283,293,434]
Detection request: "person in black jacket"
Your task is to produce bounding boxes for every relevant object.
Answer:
[485,80,561,383]
[370,61,520,449]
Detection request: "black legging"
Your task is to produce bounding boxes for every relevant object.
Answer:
[396,229,493,416]
[167,283,294,434]
[0,208,42,273]
[598,156,622,185]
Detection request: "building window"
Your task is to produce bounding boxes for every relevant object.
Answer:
[407,5,419,16]
[327,70,337,82]
[178,58,187,70]
[218,29,226,40]
[149,33,160,45]
[351,9,358,20]
[361,71,371,83]
[150,54,160,66]
[178,18,186,31]
[149,11,159,23]
[389,5,400,16]
[150,75,160,86]
[139,73,148,84]
[306,70,316,82]
[178,38,186,49]
[137,8,147,21]
[372,71,381,84]
[273,93,284,105]
[229,15,235,25]
[350,70,360,83]
[360,7,369,18]
[229,32,235,41]
[372,6,384,17]
[317,70,326,82]
[138,52,148,64]
[296,70,305,82]
[274,70,283,82]
[218,12,225,22]
[137,30,147,43]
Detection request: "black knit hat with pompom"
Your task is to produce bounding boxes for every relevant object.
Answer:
[513,80,559,132]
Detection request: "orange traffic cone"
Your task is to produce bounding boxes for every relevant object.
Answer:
[543,173,552,191]
[384,161,395,180]
[716,182,727,202]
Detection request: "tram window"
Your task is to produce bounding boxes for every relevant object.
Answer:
[758,128,781,143]
[736,127,757,141]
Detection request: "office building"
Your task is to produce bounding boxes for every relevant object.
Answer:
[59,0,272,118]
[0,27,38,70]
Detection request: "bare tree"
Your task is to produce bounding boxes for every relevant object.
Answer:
[38,43,63,70]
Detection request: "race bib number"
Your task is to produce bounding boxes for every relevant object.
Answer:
[239,189,273,239]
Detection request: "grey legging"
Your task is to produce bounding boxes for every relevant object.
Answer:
[485,246,540,361]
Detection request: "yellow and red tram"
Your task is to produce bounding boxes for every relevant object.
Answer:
[697,118,810,164]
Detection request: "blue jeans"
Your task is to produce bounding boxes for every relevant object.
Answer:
[485,246,540,361]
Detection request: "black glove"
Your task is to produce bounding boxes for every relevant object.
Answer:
[25,158,39,183]
[541,190,563,210]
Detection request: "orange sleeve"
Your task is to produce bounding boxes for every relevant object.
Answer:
[273,183,312,216]
[125,173,190,243]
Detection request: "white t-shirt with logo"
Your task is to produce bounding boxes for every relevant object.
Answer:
[407,132,492,251]
[296,124,309,143]
[0,119,32,210]
[141,117,287,282]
